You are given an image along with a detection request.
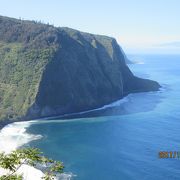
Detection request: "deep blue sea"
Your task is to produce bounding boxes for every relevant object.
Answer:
[26,54,180,180]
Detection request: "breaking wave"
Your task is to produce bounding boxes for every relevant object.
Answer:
[0,121,74,180]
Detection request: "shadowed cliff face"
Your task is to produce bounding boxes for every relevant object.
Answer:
[0,16,160,121]
[28,28,160,118]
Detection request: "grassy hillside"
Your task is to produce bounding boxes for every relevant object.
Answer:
[0,41,55,120]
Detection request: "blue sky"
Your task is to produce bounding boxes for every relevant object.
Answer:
[0,0,180,54]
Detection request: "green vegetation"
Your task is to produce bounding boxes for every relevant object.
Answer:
[0,148,64,180]
[0,41,56,120]
[0,15,160,121]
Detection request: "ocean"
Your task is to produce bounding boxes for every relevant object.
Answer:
[1,54,180,180]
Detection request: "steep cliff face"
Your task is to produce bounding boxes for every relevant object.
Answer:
[0,16,160,121]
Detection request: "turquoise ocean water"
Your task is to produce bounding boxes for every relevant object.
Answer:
[26,54,180,180]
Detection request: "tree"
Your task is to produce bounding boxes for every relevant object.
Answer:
[0,148,64,180]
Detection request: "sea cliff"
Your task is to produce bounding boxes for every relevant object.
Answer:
[0,15,160,121]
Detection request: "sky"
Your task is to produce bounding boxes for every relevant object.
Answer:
[0,0,180,54]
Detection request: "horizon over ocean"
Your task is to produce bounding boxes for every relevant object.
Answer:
[1,54,180,180]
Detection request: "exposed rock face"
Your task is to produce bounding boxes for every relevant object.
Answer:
[0,16,160,121]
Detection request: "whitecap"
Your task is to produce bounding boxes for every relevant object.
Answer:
[133,61,145,64]
[0,121,42,154]
[0,121,74,180]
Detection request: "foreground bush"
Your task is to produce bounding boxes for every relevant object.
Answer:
[0,148,64,180]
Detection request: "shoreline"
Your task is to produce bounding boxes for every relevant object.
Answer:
[0,87,163,180]
[0,87,163,131]
[0,120,12,130]
[0,96,127,131]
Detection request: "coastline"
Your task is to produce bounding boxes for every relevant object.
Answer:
[0,86,163,180]
[0,120,12,130]
[0,86,162,131]
[0,92,133,131]
[0,96,126,131]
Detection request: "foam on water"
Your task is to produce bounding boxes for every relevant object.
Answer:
[97,96,129,110]
[45,95,130,119]
[0,121,42,154]
[0,93,150,179]
[0,121,74,180]
[134,61,145,64]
